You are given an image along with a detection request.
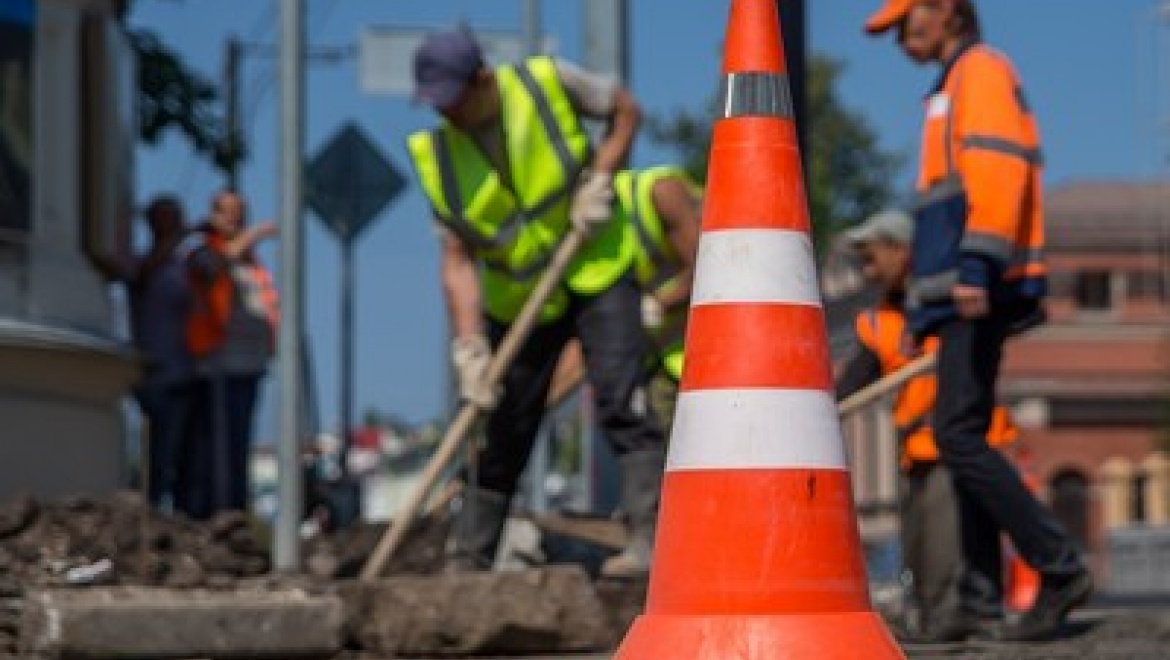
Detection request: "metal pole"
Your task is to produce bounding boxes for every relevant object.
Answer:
[580,0,629,512]
[583,0,630,82]
[522,0,542,56]
[340,236,355,472]
[520,0,550,516]
[777,0,808,166]
[275,0,305,572]
[224,35,242,191]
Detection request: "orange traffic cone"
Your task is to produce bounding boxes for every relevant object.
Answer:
[1004,448,1042,612]
[613,1,906,658]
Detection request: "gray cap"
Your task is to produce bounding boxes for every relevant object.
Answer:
[844,209,913,247]
[412,28,485,109]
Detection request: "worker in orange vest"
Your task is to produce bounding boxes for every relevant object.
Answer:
[183,190,278,520]
[837,209,1018,641]
[865,0,1089,642]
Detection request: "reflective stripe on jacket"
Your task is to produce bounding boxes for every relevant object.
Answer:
[407,56,636,324]
[855,306,1016,466]
[911,42,1046,331]
[615,166,696,381]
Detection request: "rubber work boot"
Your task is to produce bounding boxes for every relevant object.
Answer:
[999,568,1093,642]
[447,486,510,572]
[601,449,665,578]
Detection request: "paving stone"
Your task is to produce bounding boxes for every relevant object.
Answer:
[19,587,343,659]
[340,566,615,656]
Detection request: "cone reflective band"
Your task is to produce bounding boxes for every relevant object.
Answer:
[721,72,793,118]
[614,1,907,657]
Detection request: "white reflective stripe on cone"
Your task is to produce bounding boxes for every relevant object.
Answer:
[691,229,822,307]
[667,388,847,471]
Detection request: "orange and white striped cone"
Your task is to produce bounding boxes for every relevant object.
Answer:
[613,1,906,658]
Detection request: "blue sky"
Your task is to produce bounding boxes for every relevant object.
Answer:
[128,1,1170,438]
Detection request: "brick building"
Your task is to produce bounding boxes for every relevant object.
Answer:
[1001,181,1170,572]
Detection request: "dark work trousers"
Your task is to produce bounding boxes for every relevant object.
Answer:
[479,272,665,497]
[180,373,262,519]
[134,381,195,509]
[901,461,965,628]
[933,306,1083,611]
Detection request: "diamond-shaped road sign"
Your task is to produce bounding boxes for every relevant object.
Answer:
[307,122,407,243]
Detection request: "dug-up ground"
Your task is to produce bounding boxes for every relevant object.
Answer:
[3,493,1170,660]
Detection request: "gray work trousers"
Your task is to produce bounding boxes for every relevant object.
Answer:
[901,461,964,629]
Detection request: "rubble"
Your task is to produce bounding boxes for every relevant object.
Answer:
[340,566,615,656]
[4,494,1170,660]
[0,492,270,593]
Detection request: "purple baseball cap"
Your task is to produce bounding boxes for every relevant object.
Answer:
[412,28,485,109]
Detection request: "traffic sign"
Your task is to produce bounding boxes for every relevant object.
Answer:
[306,122,406,242]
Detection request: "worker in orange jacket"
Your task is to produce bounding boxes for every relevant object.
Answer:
[836,209,1018,640]
[865,0,1089,643]
[183,191,278,520]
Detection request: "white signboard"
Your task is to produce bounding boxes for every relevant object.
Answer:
[359,26,556,96]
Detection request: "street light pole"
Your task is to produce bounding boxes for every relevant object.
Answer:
[275,0,305,572]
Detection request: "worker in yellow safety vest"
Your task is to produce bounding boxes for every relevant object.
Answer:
[615,166,702,433]
[405,27,665,576]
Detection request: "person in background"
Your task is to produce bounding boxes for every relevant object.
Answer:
[183,190,278,519]
[127,195,195,511]
[618,166,702,439]
[836,208,1019,641]
[864,0,1090,642]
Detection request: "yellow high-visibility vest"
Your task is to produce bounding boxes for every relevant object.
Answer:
[408,56,636,324]
[616,166,696,380]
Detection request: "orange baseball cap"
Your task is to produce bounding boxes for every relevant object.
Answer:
[864,0,925,35]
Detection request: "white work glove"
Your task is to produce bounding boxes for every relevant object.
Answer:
[641,294,664,330]
[451,334,499,410]
[569,170,615,237]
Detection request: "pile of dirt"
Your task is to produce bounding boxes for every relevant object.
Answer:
[0,492,270,595]
[0,489,454,590]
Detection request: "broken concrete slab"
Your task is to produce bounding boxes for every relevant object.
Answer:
[20,587,343,659]
[340,565,616,656]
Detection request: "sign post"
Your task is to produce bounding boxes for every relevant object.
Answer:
[307,121,407,470]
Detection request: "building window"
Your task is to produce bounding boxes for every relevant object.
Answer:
[1050,469,1090,550]
[1075,270,1112,311]
[0,0,34,237]
[1128,270,1165,302]
[1132,471,1148,524]
[1048,271,1074,299]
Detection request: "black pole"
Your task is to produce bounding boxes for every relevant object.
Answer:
[777,0,807,164]
[340,236,355,474]
[224,36,242,191]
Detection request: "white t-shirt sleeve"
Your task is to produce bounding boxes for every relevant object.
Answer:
[553,58,617,120]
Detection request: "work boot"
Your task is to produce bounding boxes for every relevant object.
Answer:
[910,610,1002,644]
[447,487,510,572]
[601,449,665,578]
[999,568,1093,642]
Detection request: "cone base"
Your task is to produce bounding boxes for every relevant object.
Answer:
[615,611,906,660]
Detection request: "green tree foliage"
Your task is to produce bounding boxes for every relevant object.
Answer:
[649,54,902,254]
[131,30,244,173]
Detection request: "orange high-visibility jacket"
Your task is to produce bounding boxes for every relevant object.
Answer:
[186,232,279,358]
[855,306,1017,466]
[911,41,1046,326]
